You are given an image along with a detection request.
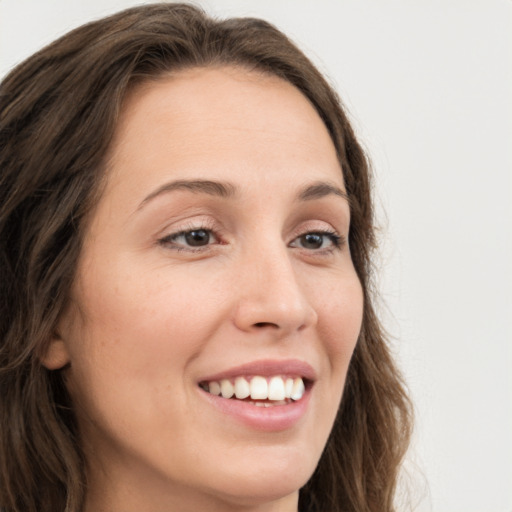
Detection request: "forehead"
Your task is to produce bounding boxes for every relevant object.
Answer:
[103,66,344,205]
[117,66,329,141]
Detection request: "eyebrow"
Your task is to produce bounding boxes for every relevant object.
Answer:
[298,181,349,202]
[137,178,348,210]
[138,179,237,210]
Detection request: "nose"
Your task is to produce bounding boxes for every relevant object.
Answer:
[233,245,318,337]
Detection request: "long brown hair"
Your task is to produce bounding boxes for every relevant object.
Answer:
[0,4,412,511]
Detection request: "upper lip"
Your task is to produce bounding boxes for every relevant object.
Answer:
[198,359,317,383]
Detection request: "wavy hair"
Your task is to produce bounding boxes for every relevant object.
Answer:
[0,4,412,511]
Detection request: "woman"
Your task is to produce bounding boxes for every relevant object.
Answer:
[0,4,412,512]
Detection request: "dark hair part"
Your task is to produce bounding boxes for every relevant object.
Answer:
[0,4,412,511]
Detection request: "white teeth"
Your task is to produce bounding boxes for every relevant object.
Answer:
[252,400,286,407]
[268,376,286,401]
[209,381,221,396]
[250,376,268,399]
[205,376,306,402]
[234,376,250,399]
[290,377,305,401]
[254,401,270,407]
[284,378,294,399]
[220,379,234,399]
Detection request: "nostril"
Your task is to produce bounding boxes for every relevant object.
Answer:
[254,322,278,329]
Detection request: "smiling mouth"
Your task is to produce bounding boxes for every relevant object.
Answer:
[199,375,307,405]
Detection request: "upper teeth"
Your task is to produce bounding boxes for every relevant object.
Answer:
[205,376,305,401]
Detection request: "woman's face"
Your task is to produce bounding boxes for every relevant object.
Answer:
[46,67,363,511]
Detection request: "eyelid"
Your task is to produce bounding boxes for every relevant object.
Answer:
[288,218,347,251]
[158,215,216,236]
[288,219,341,241]
[289,230,344,250]
[156,217,347,255]
[157,217,223,250]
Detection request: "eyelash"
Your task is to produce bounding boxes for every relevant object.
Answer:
[288,230,344,253]
[158,226,220,253]
[158,224,345,255]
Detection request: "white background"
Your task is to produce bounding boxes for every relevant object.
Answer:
[1,1,511,511]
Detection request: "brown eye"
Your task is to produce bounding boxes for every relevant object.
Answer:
[183,229,211,247]
[289,231,342,252]
[300,233,324,249]
[159,227,217,251]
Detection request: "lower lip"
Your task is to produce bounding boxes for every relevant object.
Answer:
[199,387,312,432]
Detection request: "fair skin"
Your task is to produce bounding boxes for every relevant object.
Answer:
[44,67,363,512]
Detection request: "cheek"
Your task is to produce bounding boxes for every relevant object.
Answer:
[61,266,227,452]
[64,261,225,385]
[293,273,363,466]
[316,272,364,353]
[313,272,364,413]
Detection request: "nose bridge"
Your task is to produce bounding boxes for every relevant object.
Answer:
[234,234,317,334]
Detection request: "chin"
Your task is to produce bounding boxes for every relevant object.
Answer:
[206,475,305,510]
[197,447,316,507]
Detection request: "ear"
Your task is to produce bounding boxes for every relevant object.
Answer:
[40,332,71,370]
